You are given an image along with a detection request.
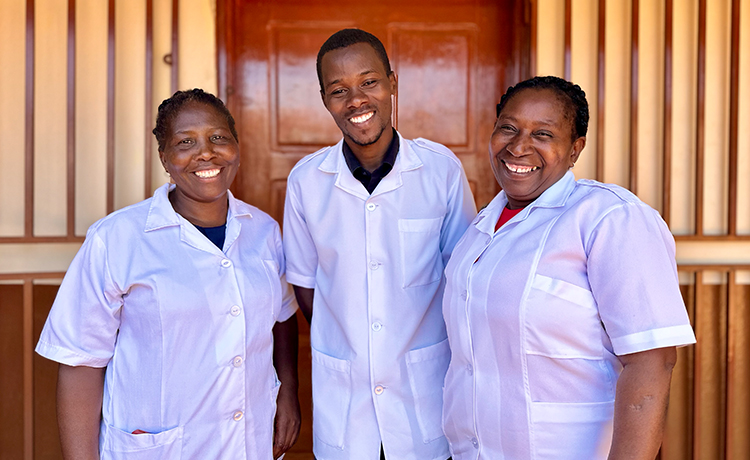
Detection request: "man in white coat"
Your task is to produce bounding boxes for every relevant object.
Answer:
[283,29,476,460]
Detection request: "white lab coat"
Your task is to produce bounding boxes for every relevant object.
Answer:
[283,133,476,460]
[36,183,297,459]
[442,172,696,459]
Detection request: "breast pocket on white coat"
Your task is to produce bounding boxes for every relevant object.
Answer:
[398,217,444,288]
[405,337,451,443]
[101,425,183,460]
[311,347,352,449]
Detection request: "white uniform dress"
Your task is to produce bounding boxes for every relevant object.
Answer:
[36,183,297,460]
[442,171,696,460]
[283,133,476,460]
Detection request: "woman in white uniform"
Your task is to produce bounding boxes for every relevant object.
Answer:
[441,76,696,460]
[36,89,300,459]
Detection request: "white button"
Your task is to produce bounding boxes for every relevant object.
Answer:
[369,260,379,270]
[230,305,241,316]
[460,290,468,300]
[466,364,473,376]
[471,437,479,448]
[232,356,243,367]
[221,259,232,268]
[366,203,377,211]
[233,411,244,421]
[374,385,385,395]
[372,322,382,332]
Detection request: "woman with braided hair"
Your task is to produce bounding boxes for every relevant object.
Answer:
[441,76,695,459]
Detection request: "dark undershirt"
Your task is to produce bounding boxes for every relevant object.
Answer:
[342,128,399,194]
[194,223,226,250]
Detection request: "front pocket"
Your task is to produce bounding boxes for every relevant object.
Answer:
[398,217,444,288]
[101,425,183,460]
[405,338,451,443]
[311,347,352,449]
[530,401,614,460]
[525,274,602,358]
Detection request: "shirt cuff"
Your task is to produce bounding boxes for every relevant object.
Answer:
[35,340,111,368]
[611,324,696,356]
[286,271,315,289]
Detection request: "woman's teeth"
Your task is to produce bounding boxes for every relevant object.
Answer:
[350,112,374,124]
[194,169,220,178]
[505,163,539,174]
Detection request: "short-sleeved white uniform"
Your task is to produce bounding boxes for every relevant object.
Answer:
[36,183,297,460]
[283,133,476,460]
[442,172,696,460]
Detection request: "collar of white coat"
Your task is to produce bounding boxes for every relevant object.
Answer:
[143,182,253,232]
[317,131,423,199]
[473,170,577,236]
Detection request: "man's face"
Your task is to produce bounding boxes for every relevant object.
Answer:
[319,42,396,148]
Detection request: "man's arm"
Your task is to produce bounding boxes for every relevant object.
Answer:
[57,364,105,460]
[292,286,314,324]
[608,346,677,460]
[272,314,301,459]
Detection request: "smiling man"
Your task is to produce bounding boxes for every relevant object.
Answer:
[283,29,476,460]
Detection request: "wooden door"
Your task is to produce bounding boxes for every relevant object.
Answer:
[218,1,530,456]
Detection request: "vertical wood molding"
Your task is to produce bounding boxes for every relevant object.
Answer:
[106,0,115,214]
[171,0,179,94]
[725,270,736,459]
[596,0,605,181]
[629,0,639,194]
[564,0,571,80]
[529,0,537,77]
[694,0,706,236]
[145,0,153,199]
[24,0,35,238]
[216,0,228,102]
[662,0,673,225]
[727,0,740,236]
[693,270,703,459]
[67,0,76,236]
[23,280,33,460]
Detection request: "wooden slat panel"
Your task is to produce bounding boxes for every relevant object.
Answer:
[694,0,706,237]
[145,0,153,199]
[171,0,178,94]
[0,285,25,459]
[23,280,33,460]
[106,0,115,214]
[564,0,571,80]
[692,271,703,459]
[729,280,750,458]
[629,0,638,194]
[725,271,735,459]
[727,0,740,236]
[66,0,76,237]
[596,0,605,181]
[662,0,673,226]
[25,0,35,239]
[529,0,537,77]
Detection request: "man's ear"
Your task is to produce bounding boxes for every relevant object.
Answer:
[389,72,397,95]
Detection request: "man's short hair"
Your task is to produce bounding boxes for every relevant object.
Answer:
[316,28,392,92]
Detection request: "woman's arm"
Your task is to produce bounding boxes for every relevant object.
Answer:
[608,346,677,460]
[272,314,301,459]
[57,364,106,460]
[292,286,314,324]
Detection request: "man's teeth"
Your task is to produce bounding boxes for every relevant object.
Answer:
[505,163,539,174]
[350,112,374,124]
[194,169,220,178]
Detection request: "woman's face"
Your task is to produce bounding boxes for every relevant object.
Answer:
[490,88,586,209]
[159,101,240,207]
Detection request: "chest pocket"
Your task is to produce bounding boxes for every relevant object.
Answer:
[398,217,444,288]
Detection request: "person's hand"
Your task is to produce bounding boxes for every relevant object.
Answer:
[273,384,301,459]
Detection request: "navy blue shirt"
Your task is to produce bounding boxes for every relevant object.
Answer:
[342,128,399,194]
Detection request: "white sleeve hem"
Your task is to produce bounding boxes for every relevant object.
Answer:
[35,340,110,368]
[286,272,315,289]
[611,324,696,356]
